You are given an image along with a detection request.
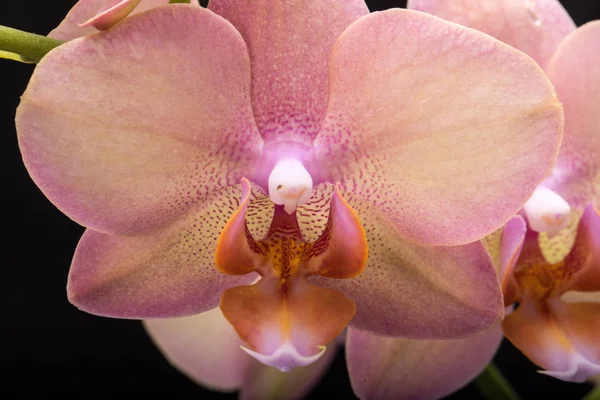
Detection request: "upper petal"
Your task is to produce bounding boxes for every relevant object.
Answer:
[314,8,562,246]
[207,0,368,144]
[68,185,256,318]
[309,193,503,339]
[17,6,262,236]
[144,307,336,399]
[407,0,575,71]
[346,326,502,400]
[545,21,600,209]
[49,0,200,40]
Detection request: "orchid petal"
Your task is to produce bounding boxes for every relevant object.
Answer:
[315,9,562,246]
[407,0,575,71]
[546,21,600,209]
[566,205,600,291]
[144,307,336,399]
[499,215,526,306]
[207,0,368,144]
[68,185,257,318]
[50,0,200,41]
[346,326,502,400]
[215,178,266,276]
[303,184,368,279]
[17,6,262,236]
[310,194,503,338]
[503,298,600,382]
[220,278,354,368]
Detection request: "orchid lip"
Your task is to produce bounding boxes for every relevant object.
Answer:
[241,341,327,372]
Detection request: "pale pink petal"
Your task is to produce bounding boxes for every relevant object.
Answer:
[545,22,600,209]
[17,6,262,236]
[309,193,503,339]
[502,297,600,382]
[49,0,200,41]
[407,0,575,71]
[144,307,336,399]
[144,308,248,391]
[499,215,527,305]
[313,9,562,246]
[346,326,502,400]
[68,185,257,318]
[207,0,368,144]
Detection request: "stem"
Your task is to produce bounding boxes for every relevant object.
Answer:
[474,364,522,400]
[583,387,600,400]
[169,0,191,3]
[0,25,63,63]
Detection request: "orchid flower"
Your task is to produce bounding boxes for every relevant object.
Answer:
[16,0,562,388]
[497,204,600,382]
[409,0,600,383]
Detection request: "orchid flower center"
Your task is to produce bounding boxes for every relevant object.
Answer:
[268,158,313,214]
[523,186,571,235]
[215,178,367,372]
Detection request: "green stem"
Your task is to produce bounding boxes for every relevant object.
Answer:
[169,0,191,3]
[583,387,600,400]
[474,364,522,400]
[0,25,63,63]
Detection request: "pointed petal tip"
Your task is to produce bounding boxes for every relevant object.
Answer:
[241,342,327,372]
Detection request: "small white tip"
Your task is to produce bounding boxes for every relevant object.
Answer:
[268,159,313,213]
[523,186,571,235]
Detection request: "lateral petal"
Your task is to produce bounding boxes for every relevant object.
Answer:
[314,9,562,246]
[17,6,262,235]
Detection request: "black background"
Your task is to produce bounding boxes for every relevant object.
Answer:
[2,1,600,398]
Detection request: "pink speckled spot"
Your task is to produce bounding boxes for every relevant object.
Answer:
[18,6,263,236]
[314,9,562,246]
[346,326,502,400]
[49,0,200,40]
[408,0,575,71]
[208,0,368,144]
[545,21,600,209]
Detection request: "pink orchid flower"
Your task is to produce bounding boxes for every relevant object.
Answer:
[16,0,562,390]
[498,204,600,382]
[409,0,600,382]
